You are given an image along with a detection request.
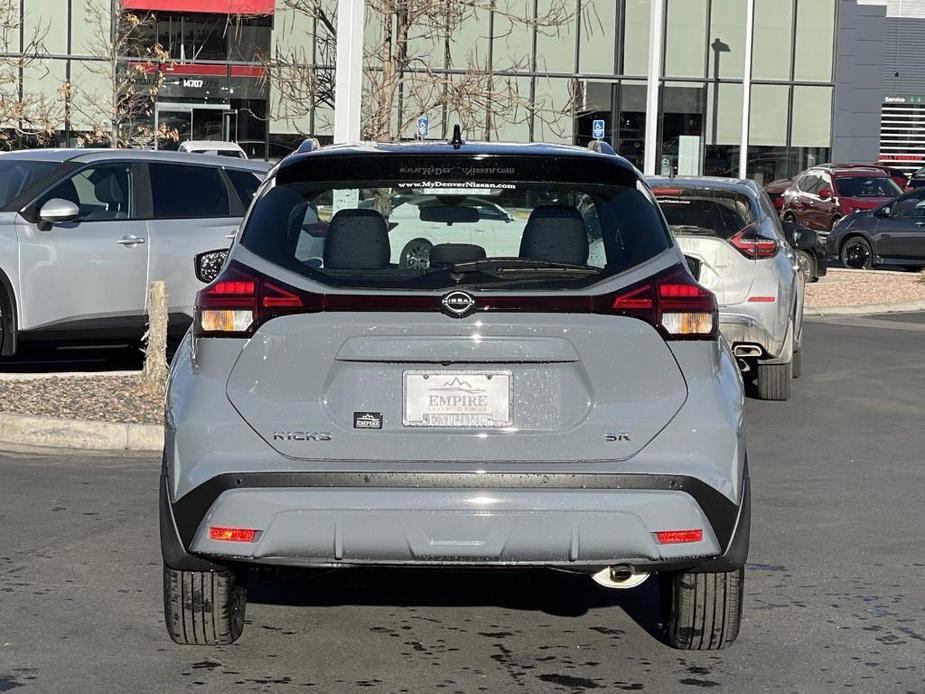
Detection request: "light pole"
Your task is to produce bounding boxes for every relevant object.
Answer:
[333,0,365,144]
[643,0,665,176]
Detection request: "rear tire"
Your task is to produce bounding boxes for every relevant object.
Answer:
[756,361,792,400]
[792,349,802,379]
[662,568,745,650]
[163,565,246,645]
[796,251,815,282]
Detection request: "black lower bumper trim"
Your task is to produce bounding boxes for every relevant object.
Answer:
[170,471,741,552]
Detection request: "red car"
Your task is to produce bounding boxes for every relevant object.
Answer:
[764,178,792,212]
[780,166,903,235]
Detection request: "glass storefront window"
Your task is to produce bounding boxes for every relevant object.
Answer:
[749,84,790,147]
[664,0,707,79]
[535,0,576,73]
[579,0,616,75]
[617,80,647,171]
[790,86,832,148]
[493,76,533,142]
[794,0,835,82]
[533,77,574,143]
[451,7,491,70]
[704,82,743,176]
[708,0,746,79]
[752,0,793,81]
[622,0,651,78]
[493,0,534,71]
[661,82,706,176]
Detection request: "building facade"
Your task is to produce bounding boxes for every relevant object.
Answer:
[866,0,925,177]
[0,0,895,181]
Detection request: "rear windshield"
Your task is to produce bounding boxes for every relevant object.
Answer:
[653,188,754,239]
[240,155,671,290]
[0,160,62,209]
[835,176,901,198]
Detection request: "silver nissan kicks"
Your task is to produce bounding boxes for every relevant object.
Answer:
[160,140,750,650]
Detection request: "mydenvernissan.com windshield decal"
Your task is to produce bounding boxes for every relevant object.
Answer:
[396,181,516,190]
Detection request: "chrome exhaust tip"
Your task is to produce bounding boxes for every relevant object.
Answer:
[733,344,763,358]
[591,565,650,590]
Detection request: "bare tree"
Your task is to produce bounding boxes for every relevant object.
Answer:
[263,0,578,143]
[70,0,171,148]
[0,0,65,148]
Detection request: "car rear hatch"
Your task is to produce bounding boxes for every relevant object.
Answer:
[652,185,758,306]
[222,296,688,462]
[203,150,719,464]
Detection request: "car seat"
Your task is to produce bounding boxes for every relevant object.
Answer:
[519,205,589,266]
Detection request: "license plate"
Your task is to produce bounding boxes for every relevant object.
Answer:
[403,371,512,428]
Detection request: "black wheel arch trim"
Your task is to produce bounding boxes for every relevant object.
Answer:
[0,266,17,356]
[164,468,747,570]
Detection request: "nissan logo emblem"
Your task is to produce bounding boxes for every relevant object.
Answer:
[441,291,476,318]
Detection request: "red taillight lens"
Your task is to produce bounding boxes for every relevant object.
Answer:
[608,264,717,340]
[730,227,779,259]
[195,262,312,337]
[208,527,257,543]
[654,529,704,545]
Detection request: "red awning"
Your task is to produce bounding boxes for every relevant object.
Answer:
[122,0,275,14]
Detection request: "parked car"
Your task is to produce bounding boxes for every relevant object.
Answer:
[0,149,268,356]
[908,166,925,190]
[780,166,903,236]
[781,218,827,283]
[826,186,925,270]
[650,176,807,400]
[383,195,527,268]
[161,141,750,650]
[764,178,792,213]
[178,140,248,159]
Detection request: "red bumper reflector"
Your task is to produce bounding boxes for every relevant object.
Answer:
[209,527,257,543]
[747,296,776,303]
[655,529,704,545]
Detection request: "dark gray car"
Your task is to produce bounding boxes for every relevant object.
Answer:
[160,142,750,650]
[0,149,268,355]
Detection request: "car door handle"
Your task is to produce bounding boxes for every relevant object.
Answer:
[117,235,146,245]
[916,222,925,227]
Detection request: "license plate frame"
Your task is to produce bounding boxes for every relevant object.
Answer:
[402,370,513,428]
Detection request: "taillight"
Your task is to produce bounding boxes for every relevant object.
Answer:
[730,227,779,259]
[607,264,717,341]
[654,529,704,545]
[195,262,314,337]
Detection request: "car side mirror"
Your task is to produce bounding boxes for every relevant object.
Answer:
[195,249,229,283]
[817,188,832,201]
[877,206,892,219]
[794,227,817,251]
[38,198,79,229]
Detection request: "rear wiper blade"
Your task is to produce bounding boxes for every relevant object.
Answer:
[670,225,718,236]
[451,258,600,275]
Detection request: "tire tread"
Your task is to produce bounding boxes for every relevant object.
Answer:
[756,361,792,400]
[665,568,744,650]
[163,565,245,645]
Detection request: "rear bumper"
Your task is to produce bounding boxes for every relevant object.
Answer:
[161,471,749,573]
[718,311,783,359]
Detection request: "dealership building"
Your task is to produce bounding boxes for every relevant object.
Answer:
[2,0,922,181]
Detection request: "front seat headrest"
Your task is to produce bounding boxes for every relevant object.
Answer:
[323,208,390,269]
[519,205,589,266]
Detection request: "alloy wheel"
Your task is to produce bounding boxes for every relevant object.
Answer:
[842,239,871,269]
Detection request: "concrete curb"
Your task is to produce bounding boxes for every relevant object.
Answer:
[0,412,163,452]
[805,299,925,317]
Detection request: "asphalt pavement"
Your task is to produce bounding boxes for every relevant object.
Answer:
[1,313,924,693]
